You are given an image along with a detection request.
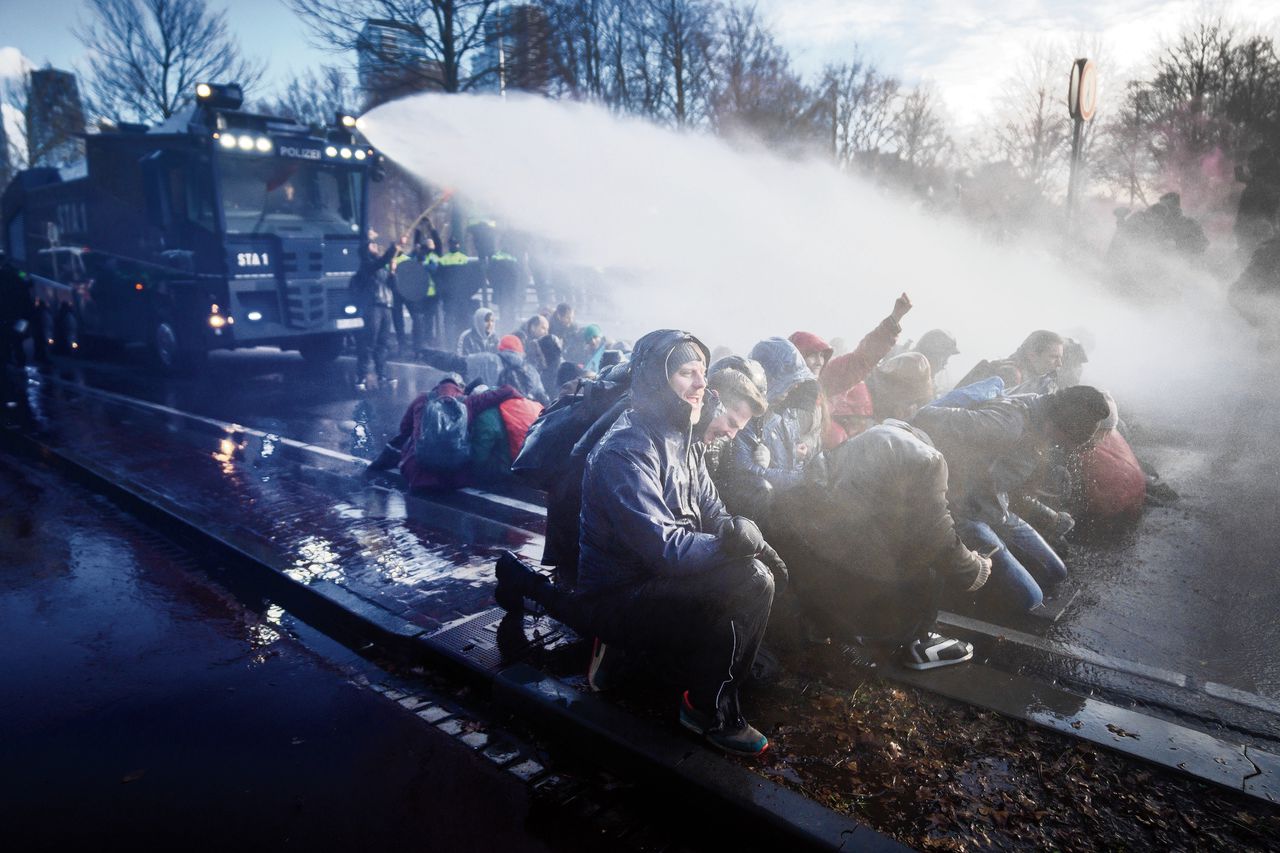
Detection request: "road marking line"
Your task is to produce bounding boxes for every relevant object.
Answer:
[43,375,545,531]
[939,610,1191,688]
[458,488,546,516]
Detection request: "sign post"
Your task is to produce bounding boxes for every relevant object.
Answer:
[1066,58,1097,224]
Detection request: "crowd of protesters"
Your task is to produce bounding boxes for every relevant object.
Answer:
[362,265,1160,757]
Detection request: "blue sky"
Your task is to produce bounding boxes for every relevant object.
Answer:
[4,0,1279,132]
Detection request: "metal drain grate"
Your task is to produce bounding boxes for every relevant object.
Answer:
[427,606,566,672]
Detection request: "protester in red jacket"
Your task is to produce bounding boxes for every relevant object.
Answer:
[788,292,912,449]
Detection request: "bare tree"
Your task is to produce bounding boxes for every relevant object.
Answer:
[542,0,617,100]
[75,0,263,124]
[287,0,497,97]
[892,84,952,169]
[709,3,816,146]
[645,0,718,127]
[260,65,356,129]
[1092,80,1158,206]
[822,54,900,168]
[992,42,1070,191]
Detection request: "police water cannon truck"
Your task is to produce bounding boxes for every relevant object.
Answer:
[0,82,380,369]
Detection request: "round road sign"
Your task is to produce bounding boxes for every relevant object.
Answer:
[1068,58,1098,120]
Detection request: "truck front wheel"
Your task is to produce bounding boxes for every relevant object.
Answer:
[152,320,206,373]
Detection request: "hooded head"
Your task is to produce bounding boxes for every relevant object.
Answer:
[788,331,834,374]
[867,352,935,421]
[913,329,960,373]
[498,334,524,354]
[583,323,604,346]
[748,337,818,411]
[473,307,496,338]
[1042,385,1110,448]
[629,329,711,430]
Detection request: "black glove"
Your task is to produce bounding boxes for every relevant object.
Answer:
[758,542,789,595]
[722,515,764,558]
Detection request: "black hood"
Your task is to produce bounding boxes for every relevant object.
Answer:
[630,329,711,430]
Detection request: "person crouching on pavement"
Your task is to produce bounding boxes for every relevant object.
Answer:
[498,330,780,756]
[911,382,1111,614]
[771,352,992,669]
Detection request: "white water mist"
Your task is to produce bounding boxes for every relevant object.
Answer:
[362,93,1257,421]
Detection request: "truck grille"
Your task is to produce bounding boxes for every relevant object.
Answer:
[283,279,327,328]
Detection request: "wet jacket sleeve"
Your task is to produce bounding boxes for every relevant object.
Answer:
[692,447,733,534]
[719,432,777,520]
[1009,494,1060,531]
[912,448,986,590]
[820,315,902,398]
[418,347,467,375]
[465,385,517,419]
[911,402,1025,455]
[592,445,732,575]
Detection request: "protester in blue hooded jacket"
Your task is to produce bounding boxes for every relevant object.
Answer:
[578,329,778,755]
[500,329,781,756]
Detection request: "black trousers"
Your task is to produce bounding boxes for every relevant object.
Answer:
[356,304,392,378]
[576,559,774,725]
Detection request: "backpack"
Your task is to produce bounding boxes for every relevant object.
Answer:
[510,361,631,489]
[414,393,470,472]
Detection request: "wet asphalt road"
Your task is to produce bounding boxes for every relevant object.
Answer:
[0,452,568,850]
[12,344,1280,733]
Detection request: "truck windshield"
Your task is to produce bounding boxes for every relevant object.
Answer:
[218,157,363,236]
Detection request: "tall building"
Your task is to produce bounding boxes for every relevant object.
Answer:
[357,19,443,109]
[25,68,86,168]
[476,4,552,95]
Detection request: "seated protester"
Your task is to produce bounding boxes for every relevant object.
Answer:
[457,307,500,356]
[418,334,550,405]
[1067,390,1146,523]
[580,323,608,373]
[515,313,551,376]
[788,292,912,450]
[497,330,782,756]
[911,384,1110,613]
[771,379,993,669]
[555,360,586,397]
[954,330,1064,394]
[828,382,874,444]
[912,329,961,393]
[865,352,936,420]
[468,384,544,485]
[717,338,821,524]
[369,375,521,490]
[1059,337,1088,388]
[538,333,565,394]
[701,356,768,481]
